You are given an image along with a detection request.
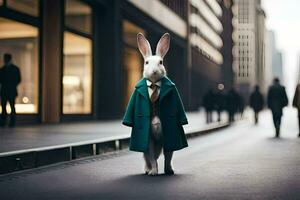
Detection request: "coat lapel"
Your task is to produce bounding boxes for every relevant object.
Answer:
[135,78,149,101]
[159,77,175,103]
[135,77,175,103]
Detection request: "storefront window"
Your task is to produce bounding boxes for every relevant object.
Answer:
[0,18,39,113]
[63,32,92,114]
[6,0,39,17]
[122,20,145,108]
[65,0,92,34]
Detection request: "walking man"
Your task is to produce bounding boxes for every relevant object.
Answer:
[249,85,264,124]
[226,87,239,123]
[267,78,288,137]
[202,89,215,124]
[292,83,300,137]
[0,53,21,127]
[215,85,226,122]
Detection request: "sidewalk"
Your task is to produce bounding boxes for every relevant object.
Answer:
[0,110,227,153]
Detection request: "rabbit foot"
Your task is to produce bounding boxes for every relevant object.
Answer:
[164,167,174,175]
[148,168,158,176]
[144,165,151,175]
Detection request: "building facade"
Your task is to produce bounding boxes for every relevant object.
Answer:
[0,0,234,124]
[189,0,234,109]
[265,30,283,92]
[233,0,266,99]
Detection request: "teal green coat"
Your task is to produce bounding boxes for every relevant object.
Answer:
[122,77,188,152]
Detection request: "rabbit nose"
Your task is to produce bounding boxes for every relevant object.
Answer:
[153,70,158,74]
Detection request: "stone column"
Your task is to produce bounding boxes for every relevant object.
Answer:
[41,0,62,123]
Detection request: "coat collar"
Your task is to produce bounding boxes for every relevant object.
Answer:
[135,77,175,101]
[146,79,161,87]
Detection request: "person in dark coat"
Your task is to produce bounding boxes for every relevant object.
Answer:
[237,93,245,119]
[215,84,226,122]
[267,78,288,137]
[0,53,21,127]
[202,89,215,124]
[249,85,264,124]
[226,87,239,122]
[292,83,300,137]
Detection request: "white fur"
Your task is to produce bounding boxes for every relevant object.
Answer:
[143,56,166,83]
[137,33,174,175]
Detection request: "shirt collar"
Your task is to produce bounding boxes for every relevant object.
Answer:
[146,79,161,87]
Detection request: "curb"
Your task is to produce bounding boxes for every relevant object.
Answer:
[0,122,230,175]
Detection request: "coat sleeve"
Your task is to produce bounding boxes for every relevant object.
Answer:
[282,87,288,107]
[16,67,21,85]
[122,89,137,127]
[174,86,188,125]
[293,88,298,107]
[0,69,2,85]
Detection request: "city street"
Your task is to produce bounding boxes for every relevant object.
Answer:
[0,108,300,200]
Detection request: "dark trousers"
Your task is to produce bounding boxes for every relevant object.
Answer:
[206,111,213,124]
[1,96,16,127]
[228,111,234,122]
[272,112,282,137]
[254,111,259,124]
[217,111,221,122]
[298,109,300,136]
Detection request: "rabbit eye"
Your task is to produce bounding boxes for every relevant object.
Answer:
[159,60,163,65]
[145,61,149,65]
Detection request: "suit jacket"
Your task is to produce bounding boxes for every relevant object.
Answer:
[267,84,288,116]
[250,90,264,112]
[293,86,300,110]
[0,63,21,98]
[122,77,188,152]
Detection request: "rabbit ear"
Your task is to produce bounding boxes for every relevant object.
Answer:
[156,33,170,58]
[137,33,152,58]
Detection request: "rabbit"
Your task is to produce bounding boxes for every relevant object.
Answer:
[137,33,174,176]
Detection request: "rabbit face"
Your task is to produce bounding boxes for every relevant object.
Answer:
[137,33,170,83]
[143,55,166,83]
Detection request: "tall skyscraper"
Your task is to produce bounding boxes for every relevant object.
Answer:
[265,30,283,88]
[233,0,266,98]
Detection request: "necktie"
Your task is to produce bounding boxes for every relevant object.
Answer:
[150,83,159,103]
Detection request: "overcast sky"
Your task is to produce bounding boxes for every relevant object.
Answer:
[262,0,300,97]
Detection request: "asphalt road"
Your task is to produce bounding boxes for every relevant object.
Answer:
[1,108,300,200]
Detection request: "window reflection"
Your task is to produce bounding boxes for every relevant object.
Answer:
[63,32,92,114]
[0,18,39,113]
[7,0,39,17]
[65,0,92,34]
[122,20,145,109]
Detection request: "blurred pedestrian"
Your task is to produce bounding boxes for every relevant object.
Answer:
[0,53,21,127]
[267,78,288,137]
[226,87,239,122]
[237,93,245,119]
[292,83,300,137]
[249,85,264,124]
[202,89,215,124]
[215,84,226,122]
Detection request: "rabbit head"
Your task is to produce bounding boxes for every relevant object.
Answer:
[137,33,170,83]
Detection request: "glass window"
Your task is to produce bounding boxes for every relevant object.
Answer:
[6,0,39,17]
[65,0,92,34]
[0,18,39,113]
[122,20,145,108]
[63,32,92,114]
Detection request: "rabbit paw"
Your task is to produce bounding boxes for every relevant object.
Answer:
[164,167,174,175]
[144,165,151,175]
[148,168,158,176]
